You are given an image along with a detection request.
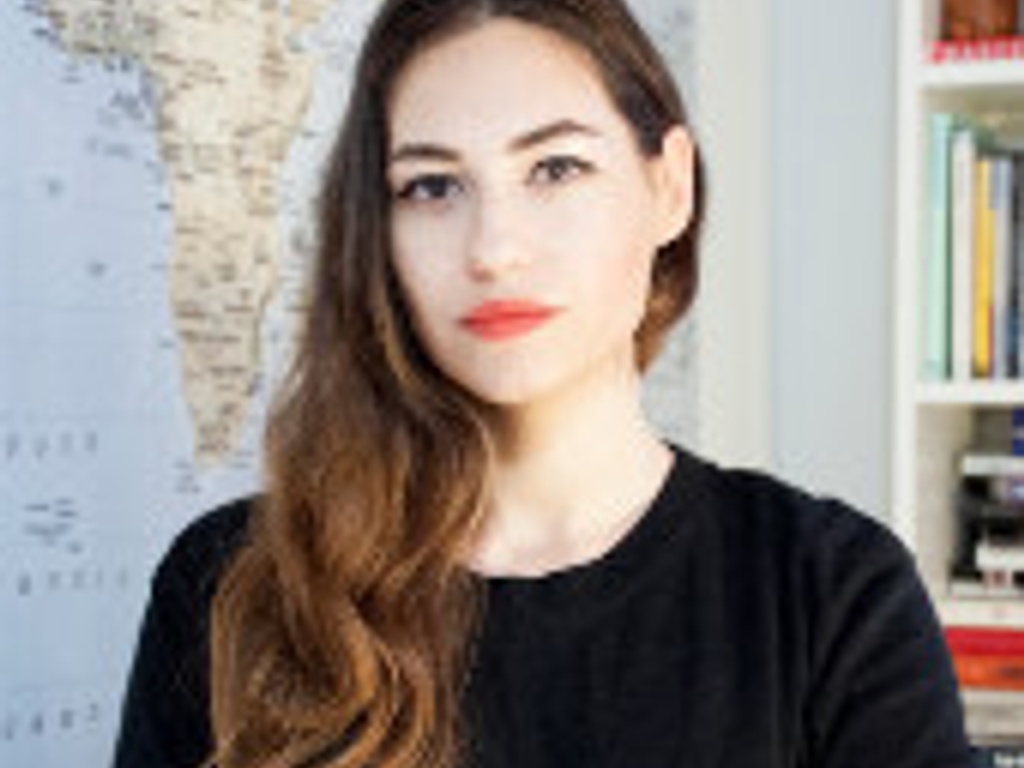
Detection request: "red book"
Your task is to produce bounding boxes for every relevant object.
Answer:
[928,36,1024,63]
[946,626,1024,656]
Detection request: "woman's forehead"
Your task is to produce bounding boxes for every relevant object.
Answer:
[386,18,627,154]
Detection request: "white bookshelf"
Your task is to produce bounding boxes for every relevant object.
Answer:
[893,0,1024,630]
[918,381,1024,405]
[921,60,1024,91]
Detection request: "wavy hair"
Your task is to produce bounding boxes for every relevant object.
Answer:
[208,1,706,766]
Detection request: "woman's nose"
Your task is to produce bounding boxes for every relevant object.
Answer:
[465,191,531,280]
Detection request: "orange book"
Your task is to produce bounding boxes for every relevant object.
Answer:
[953,653,1024,690]
[973,157,995,378]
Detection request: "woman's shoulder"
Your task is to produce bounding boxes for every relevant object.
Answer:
[678,447,911,575]
[681,450,941,655]
[664,457,968,765]
[150,495,259,603]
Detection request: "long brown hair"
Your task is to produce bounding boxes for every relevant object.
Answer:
[209,1,706,766]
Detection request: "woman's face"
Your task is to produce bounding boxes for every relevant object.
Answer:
[387,18,692,407]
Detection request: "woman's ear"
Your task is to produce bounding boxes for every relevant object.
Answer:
[652,125,696,247]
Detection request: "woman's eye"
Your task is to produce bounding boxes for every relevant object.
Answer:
[530,156,593,185]
[394,174,462,204]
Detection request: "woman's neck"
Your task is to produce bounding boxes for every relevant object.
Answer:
[467,359,674,578]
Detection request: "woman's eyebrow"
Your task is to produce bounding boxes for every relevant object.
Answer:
[389,144,459,165]
[508,119,603,152]
[389,119,603,165]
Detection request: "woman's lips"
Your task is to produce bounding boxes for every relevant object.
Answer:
[459,300,562,341]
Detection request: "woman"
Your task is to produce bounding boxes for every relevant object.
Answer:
[113,0,972,767]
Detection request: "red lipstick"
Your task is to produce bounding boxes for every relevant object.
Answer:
[459,300,561,341]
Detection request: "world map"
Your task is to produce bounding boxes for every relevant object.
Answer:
[0,1,694,765]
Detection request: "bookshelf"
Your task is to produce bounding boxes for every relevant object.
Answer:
[893,0,1024,631]
[921,60,1024,90]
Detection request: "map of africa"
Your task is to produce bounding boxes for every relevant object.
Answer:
[0,1,694,765]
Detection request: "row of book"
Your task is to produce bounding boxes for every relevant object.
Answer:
[923,114,1024,382]
[948,626,1024,762]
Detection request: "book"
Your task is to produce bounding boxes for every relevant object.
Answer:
[926,113,956,380]
[955,651,1024,690]
[954,452,1024,584]
[977,539,1024,573]
[943,0,1019,40]
[950,575,1024,598]
[961,482,1024,510]
[953,125,980,380]
[963,687,1024,742]
[970,743,1024,768]
[929,37,1024,63]
[994,155,1014,379]
[1013,157,1024,377]
[977,156,997,378]
[962,684,1024,745]
[962,453,1024,477]
[948,627,1024,656]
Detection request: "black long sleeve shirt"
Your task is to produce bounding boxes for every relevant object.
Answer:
[113,446,972,767]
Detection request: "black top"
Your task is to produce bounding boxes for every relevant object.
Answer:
[112,446,972,768]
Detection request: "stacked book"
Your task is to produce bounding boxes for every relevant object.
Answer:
[947,626,1024,764]
[950,449,1024,760]
[923,114,1024,383]
[952,451,1024,594]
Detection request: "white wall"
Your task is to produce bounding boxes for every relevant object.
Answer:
[693,0,774,469]
[769,0,898,515]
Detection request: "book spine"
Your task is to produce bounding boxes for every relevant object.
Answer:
[950,575,1024,598]
[955,654,1024,691]
[930,37,1024,63]
[926,113,955,380]
[962,475,1024,503]
[976,541,1024,572]
[976,156,996,378]
[963,452,1024,476]
[971,745,1024,768]
[1014,156,1024,377]
[954,126,979,380]
[994,155,1014,379]
[948,627,1024,656]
